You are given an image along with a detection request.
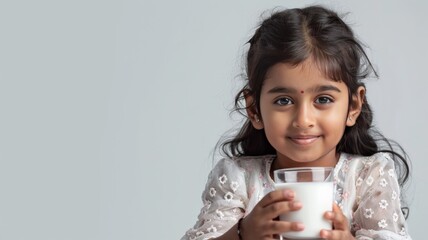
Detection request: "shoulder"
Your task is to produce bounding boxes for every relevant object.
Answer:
[343,152,395,168]
[202,155,274,203]
[341,152,398,180]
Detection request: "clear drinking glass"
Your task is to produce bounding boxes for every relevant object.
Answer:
[274,167,334,239]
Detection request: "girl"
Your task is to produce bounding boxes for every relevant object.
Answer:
[182,5,411,240]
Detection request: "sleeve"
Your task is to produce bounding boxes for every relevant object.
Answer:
[181,158,248,240]
[352,153,411,240]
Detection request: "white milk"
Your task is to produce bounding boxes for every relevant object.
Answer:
[275,182,333,239]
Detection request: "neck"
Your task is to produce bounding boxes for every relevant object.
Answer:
[271,152,340,172]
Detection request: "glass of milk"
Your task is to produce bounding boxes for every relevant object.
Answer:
[273,167,334,239]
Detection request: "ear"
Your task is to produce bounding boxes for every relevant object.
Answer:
[346,86,365,127]
[244,92,264,130]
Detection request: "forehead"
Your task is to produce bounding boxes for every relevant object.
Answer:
[262,60,348,93]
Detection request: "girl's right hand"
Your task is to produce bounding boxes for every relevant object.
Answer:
[240,189,304,240]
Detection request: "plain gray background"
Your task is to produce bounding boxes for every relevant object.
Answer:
[0,0,426,239]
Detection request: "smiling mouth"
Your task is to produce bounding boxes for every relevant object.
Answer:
[288,136,320,145]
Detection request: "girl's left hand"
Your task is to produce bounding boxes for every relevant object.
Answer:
[320,203,355,240]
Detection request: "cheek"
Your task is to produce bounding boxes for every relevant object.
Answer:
[262,112,291,135]
[320,105,348,129]
[323,112,346,124]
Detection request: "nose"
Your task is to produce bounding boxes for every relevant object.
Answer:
[292,103,315,129]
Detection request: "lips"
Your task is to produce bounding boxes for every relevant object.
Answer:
[288,135,320,145]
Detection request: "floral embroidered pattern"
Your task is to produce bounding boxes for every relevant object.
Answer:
[342,160,350,174]
[356,177,363,186]
[379,167,384,176]
[207,225,217,233]
[379,178,388,187]
[209,188,216,197]
[388,169,395,177]
[215,209,224,219]
[183,154,411,240]
[379,199,389,209]
[204,200,212,210]
[378,219,388,228]
[362,157,374,166]
[399,227,406,236]
[219,174,228,185]
[364,208,374,218]
[224,192,233,202]
[230,181,239,192]
[393,212,399,222]
[366,176,374,186]
[392,191,397,200]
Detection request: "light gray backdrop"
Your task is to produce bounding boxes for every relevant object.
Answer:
[0,0,426,239]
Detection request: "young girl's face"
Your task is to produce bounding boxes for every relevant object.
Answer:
[255,59,356,168]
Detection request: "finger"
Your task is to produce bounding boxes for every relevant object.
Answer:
[332,203,349,230]
[268,220,305,235]
[264,200,302,219]
[258,189,295,208]
[320,229,344,240]
[324,204,349,231]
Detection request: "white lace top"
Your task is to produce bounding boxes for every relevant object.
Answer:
[181,152,411,240]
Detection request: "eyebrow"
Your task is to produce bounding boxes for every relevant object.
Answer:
[267,86,297,94]
[314,85,342,93]
[266,84,341,94]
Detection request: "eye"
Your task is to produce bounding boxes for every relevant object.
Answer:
[274,97,293,106]
[315,96,333,104]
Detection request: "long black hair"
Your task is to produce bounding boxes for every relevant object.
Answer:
[220,5,411,214]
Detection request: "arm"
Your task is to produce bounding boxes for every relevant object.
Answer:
[181,158,247,240]
[352,153,411,239]
[210,222,240,240]
[319,153,411,240]
[182,158,303,240]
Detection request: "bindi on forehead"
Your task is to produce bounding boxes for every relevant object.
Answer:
[300,90,304,94]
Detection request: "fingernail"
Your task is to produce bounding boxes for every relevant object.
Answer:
[296,223,304,230]
[283,190,294,198]
[321,230,330,238]
[292,201,302,208]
